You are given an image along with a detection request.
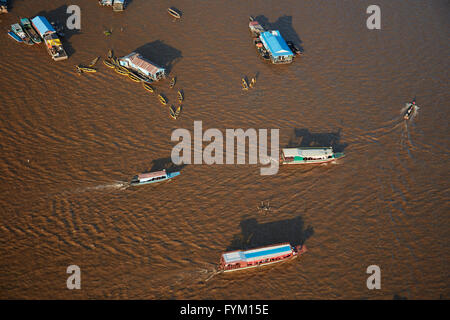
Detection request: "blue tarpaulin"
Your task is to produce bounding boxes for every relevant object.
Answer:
[31,16,55,37]
[260,30,293,58]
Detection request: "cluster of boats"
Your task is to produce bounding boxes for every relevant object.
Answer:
[8,16,67,61]
[242,76,256,90]
[103,50,184,120]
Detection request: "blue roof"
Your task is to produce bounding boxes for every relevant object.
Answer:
[31,16,55,37]
[260,30,293,57]
[244,244,292,259]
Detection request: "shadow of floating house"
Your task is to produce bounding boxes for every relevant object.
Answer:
[119,52,166,81]
[260,30,294,64]
[99,0,125,11]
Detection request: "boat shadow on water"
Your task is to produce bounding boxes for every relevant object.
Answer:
[149,156,187,174]
[36,5,81,56]
[254,14,304,54]
[134,40,182,75]
[287,128,348,153]
[226,216,314,251]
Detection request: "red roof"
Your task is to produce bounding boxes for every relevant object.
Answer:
[128,53,162,76]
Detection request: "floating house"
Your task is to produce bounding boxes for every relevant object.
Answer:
[281,147,344,165]
[219,243,306,272]
[0,0,8,14]
[31,16,67,61]
[119,52,166,81]
[99,0,125,11]
[259,30,294,64]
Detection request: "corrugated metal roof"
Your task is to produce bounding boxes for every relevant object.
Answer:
[31,16,55,37]
[122,52,164,76]
[222,244,292,264]
[282,147,333,158]
[260,30,293,57]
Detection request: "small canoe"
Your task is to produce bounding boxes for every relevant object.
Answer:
[169,77,176,88]
[103,59,115,68]
[107,49,113,59]
[249,77,256,88]
[170,105,182,119]
[143,82,155,93]
[8,31,23,43]
[177,90,184,102]
[168,7,181,19]
[158,94,168,105]
[128,72,141,82]
[115,67,128,75]
[79,66,97,73]
[242,78,249,90]
[89,56,100,67]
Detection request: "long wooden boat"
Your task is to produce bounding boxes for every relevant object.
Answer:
[158,94,168,105]
[20,18,41,44]
[167,7,181,19]
[143,82,155,93]
[8,31,22,42]
[177,90,184,102]
[169,105,182,119]
[218,243,307,273]
[103,59,115,68]
[130,169,180,186]
[11,23,33,45]
[281,147,344,165]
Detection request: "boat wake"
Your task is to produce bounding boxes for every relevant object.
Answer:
[72,181,130,193]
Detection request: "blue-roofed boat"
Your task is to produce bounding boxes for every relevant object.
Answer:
[8,31,22,42]
[260,30,294,64]
[31,16,68,61]
[248,17,296,64]
[130,169,180,186]
[219,243,307,272]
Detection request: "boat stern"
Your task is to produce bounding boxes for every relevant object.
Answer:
[167,171,181,179]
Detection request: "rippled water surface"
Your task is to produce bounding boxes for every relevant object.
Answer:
[0,0,448,299]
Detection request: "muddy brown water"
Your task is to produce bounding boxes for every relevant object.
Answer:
[0,0,448,299]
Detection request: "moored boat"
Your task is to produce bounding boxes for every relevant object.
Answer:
[158,94,168,105]
[248,16,295,64]
[8,31,22,42]
[281,147,344,164]
[20,18,42,44]
[130,169,180,186]
[11,23,33,45]
[169,105,182,119]
[218,243,307,273]
[143,82,155,93]
[167,7,181,19]
[31,16,68,61]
